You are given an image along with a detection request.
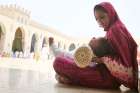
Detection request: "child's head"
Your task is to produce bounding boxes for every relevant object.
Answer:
[90,37,115,57]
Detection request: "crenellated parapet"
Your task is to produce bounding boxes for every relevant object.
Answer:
[0,4,31,24]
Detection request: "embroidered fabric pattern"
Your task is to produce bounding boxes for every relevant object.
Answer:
[102,57,133,84]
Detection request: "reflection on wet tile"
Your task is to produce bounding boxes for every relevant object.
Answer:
[0,58,139,93]
[0,68,38,89]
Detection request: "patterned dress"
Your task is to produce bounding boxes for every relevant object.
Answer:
[53,2,138,90]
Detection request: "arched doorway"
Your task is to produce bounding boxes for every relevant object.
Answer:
[41,37,48,60]
[58,42,61,48]
[69,43,76,51]
[0,24,6,53]
[0,26,2,39]
[63,44,66,50]
[42,37,47,48]
[30,34,37,53]
[12,28,23,53]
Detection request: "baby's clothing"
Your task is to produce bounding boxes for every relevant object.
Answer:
[49,43,97,67]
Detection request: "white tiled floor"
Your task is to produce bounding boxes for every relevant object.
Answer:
[0,57,139,93]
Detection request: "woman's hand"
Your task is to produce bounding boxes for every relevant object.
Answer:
[92,57,103,63]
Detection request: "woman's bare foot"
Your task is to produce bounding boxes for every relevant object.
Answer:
[55,74,72,84]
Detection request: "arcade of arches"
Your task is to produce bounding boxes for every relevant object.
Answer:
[0,4,87,59]
[0,24,80,59]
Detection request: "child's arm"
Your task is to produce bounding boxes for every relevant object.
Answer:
[49,43,65,57]
[49,37,73,58]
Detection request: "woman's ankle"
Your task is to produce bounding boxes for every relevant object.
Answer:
[55,74,72,84]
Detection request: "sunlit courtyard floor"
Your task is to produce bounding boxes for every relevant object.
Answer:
[0,57,139,93]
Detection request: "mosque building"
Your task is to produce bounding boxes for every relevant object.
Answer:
[0,4,89,59]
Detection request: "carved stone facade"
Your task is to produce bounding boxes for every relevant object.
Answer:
[0,4,89,59]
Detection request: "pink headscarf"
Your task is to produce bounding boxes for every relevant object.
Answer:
[94,2,138,89]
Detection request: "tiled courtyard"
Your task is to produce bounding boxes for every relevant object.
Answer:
[0,57,139,93]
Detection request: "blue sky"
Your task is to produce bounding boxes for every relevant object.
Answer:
[0,0,140,38]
